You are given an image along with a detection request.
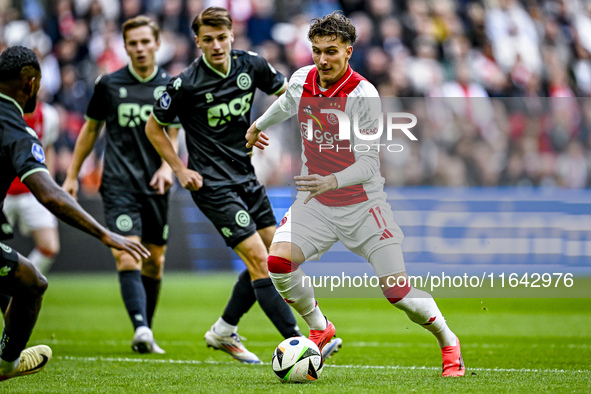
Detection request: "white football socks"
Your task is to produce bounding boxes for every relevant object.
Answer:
[269,267,327,331]
[27,248,55,276]
[394,287,457,348]
[213,317,237,336]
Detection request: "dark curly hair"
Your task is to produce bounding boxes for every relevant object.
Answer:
[0,46,40,82]
[308,11,357,46]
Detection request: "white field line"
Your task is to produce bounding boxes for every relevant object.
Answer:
[57,356,591,374]
[44,339,591,350]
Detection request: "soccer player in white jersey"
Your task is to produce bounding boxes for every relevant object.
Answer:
[246,11,465,377]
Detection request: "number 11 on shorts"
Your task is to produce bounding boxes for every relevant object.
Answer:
[369,206,387,228]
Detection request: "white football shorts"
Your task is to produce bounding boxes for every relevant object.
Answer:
[4,193,58,236]
[273,196,406,277]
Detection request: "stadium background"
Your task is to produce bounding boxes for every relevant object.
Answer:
[2,0,591,278]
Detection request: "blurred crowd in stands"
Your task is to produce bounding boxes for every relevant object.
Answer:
[1,0,591,190]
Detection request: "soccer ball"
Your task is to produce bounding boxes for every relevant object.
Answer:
[272,337,323,383]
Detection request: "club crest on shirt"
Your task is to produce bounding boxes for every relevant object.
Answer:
[326,113,339,125]
[160,92,172,109]
[237,73,252,90]
[31,143,45,163]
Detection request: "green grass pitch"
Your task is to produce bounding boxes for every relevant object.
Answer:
[2,273,590,393]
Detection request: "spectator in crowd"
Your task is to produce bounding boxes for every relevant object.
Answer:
[1,0,591,189]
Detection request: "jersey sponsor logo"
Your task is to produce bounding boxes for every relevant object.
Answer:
[160,92,172,109]
[119,87,127,98]
[207,92,253,127]
[221,227,233,238]
[0,266,11,276]
[154,86,166,101]
[173,78,182,90]
[31,143,45,163]
[162,225,169,241]
[118,103,153,127]
[235,210,251,228]
[0,242,12,254]
[116,214,133,232]
[236,73,252,90]
[205,92,214,103]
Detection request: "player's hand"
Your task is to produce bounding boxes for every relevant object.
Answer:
[62,176,79,199]
[176,168,203,191]
[150,166,173,195]
[245,122,269,150]
[101,231,150,261]
[295,174,338,204]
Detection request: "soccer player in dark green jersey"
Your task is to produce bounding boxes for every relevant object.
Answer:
[63,16,179,354]
[0,45,148,381]
[146,7,305,363]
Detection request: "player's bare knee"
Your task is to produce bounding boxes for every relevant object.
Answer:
[32,273,48,297]
[114,250,141,271]
[269,242,304,265]
[142,253,164,278]
[14,264,48,299]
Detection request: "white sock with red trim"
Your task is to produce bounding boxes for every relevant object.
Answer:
[385,285,456,348]
[267,255,326,331]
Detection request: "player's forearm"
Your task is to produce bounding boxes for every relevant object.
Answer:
[25,172,108,241]
[159,126,180,171]
[67,120,102,178]
[146,116,186,174]
[332,154,380,188]
[256,96,292,130]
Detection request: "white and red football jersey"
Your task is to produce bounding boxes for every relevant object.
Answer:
[7,102,59,195]
[277,64,386,206]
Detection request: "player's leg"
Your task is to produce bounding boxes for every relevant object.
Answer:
[193,188,264,363]
[0,212,15,315]
[139,243,165,329]
[267,201,340,354]
[268,241,338,354]
[0,244,52,380]
[238,181,300,338]
[138,195,169,331]
[102,190,157,353]
[218,268,256,332]
[137,243,166,355]
[196,185,299,363]
[20,194,60,275]
[232,230,300,339]
[28,227,60,276]
[112,241,148,329]
[369,245,465,377]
